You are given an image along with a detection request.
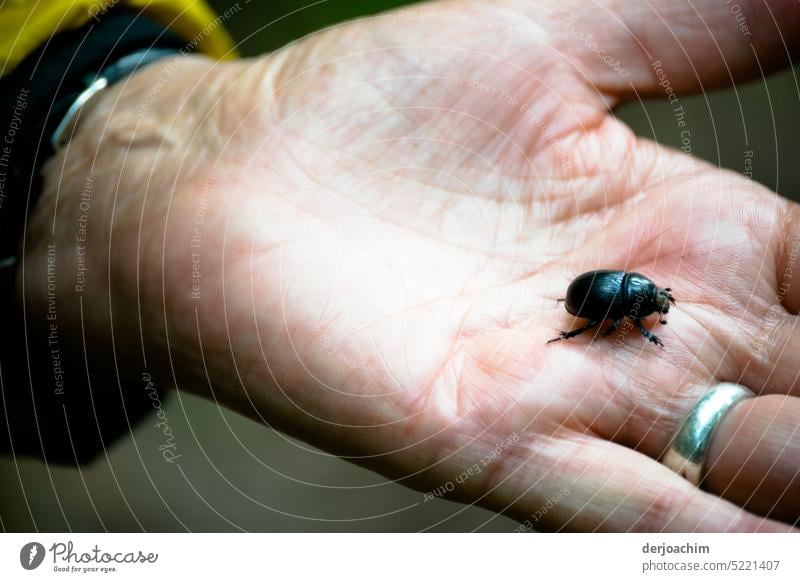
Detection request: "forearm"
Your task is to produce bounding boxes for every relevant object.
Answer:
[8,50,241,462]
[0,7,221,462]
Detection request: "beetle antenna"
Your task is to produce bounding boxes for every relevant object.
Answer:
[556,298,565,303]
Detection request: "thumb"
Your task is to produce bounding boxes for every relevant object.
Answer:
[548,0,800,100]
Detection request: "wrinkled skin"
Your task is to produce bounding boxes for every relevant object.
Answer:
[22,0,800,530]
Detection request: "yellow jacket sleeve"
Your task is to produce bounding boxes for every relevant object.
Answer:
[0,0,238,76]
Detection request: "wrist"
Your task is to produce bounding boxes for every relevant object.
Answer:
[25,54,242,385]
[0,6,240,464]
[23,59,177,360]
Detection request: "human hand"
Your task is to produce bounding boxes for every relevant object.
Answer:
[25,0,800,531]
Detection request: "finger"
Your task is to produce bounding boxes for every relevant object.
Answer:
[735,202,800,396]
[738,309,800,398]
[704,394,800,523]
[775,203,800,315]
[547,0,800,99]
[494,436,795,532]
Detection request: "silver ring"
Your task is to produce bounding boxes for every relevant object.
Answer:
[662,383,755,486]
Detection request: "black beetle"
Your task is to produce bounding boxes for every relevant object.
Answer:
[547,270,675,347]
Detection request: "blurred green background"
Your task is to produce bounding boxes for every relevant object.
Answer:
[1,0,798,532]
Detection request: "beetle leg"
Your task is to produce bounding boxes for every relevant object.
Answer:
[603,319,623,336]
[635,319,664,347]
[547,320,600,344]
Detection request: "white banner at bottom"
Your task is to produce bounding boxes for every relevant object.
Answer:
[0,533,797,581]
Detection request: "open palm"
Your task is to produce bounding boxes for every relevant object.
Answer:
[32,0,800,531]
